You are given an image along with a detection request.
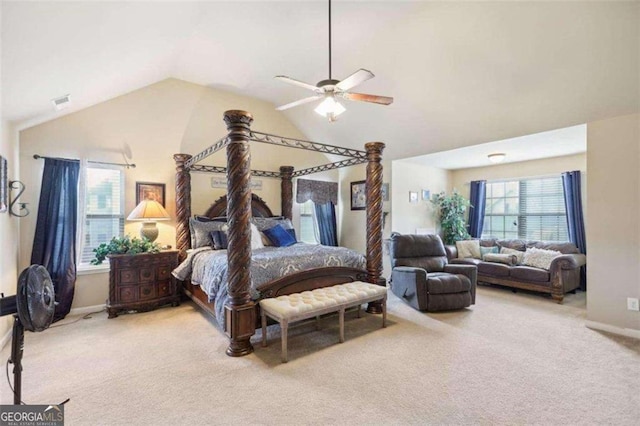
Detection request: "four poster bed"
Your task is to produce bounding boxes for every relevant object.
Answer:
[173,110,385,357]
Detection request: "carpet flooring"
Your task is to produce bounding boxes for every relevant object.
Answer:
[1,286,638,425]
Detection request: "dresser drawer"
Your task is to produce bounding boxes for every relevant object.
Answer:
[139,267,155,282]
[157,280,172,298]
[119,269,138,284]
[158,266,172,281]
[119,286,137,303]
[139,284,156,300]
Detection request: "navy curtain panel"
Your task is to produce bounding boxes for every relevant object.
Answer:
[314,202,338,246]
[562,170,587,290]
[467,180,487,238]
[31,158,80,322]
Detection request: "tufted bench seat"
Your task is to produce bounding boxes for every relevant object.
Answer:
[259,281,387,362]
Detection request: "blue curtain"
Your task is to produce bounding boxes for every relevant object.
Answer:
[562,170,587,290]
[31,158,80,322]
[467,180,487,238]
[314,202,338,246]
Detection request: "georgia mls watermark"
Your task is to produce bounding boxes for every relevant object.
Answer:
[0,405,64,426]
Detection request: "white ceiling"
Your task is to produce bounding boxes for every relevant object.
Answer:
[403,124,586,170]
[2,1,638,161]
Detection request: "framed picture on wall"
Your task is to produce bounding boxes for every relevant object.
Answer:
[409,191,419,203]
[0,155,7,213]
[136,182,166,207]
[350,180,366,211]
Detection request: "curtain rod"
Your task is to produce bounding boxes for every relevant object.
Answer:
[33,154,136,168]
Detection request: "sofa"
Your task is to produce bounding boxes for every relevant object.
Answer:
[445,239,586,303]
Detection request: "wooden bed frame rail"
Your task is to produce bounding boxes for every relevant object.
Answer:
[174,110,385,357]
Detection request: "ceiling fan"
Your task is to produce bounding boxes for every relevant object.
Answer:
[275,0,394,122]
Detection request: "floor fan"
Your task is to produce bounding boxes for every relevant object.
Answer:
[0,265,55,404]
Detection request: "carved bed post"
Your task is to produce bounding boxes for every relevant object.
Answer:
[223,110,256,357]
[364,142,386,314]
[280,166,294,220]
[173,154,192,263]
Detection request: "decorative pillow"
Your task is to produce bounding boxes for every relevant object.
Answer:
[480,246,499,257]
[521,247,561,270]
[189,218,228,249]
[251,217,293,231]
[250,223,264,250]
[483,253,517,266]
[210,230,228,250]
[194,215,227,223]
[286,228,297,242]
[456,240,481,259]
[500,247,525,264]
[263,224,297,247]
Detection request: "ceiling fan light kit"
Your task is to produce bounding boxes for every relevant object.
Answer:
[275,0,393,121]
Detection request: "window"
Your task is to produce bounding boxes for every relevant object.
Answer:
[482,177,568,241]
[298,200,317,243]
[79,167,124,266]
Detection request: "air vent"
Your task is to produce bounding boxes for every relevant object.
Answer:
[51,94,71,110]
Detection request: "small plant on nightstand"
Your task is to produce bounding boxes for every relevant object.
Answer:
[91,235,160,265]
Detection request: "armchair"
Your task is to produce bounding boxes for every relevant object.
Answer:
[390,233,477,311]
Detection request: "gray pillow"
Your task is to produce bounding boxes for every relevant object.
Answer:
[189,218,227,249]
[483,253,518,266]
[251,217,294,231]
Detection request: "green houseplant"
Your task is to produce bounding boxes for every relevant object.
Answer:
[431,191,472,245]
[91,235,160,265]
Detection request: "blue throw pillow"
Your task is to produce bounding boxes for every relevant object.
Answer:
[263,224,297,247]
[286,228,297,242]
[480,246,499,256]
[210,230,228,250]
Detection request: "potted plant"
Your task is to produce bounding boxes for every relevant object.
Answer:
[91,235,160,265]
[431,191,471,245]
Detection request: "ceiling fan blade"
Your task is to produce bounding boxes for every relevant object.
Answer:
[341,92,394,105]
[275,76,322,93]
[335,69,375,91]
[276,95,323,111]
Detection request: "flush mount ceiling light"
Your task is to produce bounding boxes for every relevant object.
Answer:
[488,153,506,163]
[274,0,393,122]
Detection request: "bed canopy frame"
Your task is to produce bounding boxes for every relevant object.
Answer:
[173,110,384,357]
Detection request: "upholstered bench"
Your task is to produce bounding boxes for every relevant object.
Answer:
[259,282,387,362]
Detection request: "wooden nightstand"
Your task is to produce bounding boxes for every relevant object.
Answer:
[107,250,180,318]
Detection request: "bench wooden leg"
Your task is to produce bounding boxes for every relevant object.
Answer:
[339,308,345,343]
[281,319,288,363]
[261,310,268,347]
[382,296,387,328]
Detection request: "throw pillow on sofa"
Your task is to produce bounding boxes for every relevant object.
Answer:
[500,247,525,264]
[483,253,518,265]
[521,247,561,270]
[480,246,499,257]
[456,240,481,259]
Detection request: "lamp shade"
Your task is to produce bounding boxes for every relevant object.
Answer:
[127,200,170,221]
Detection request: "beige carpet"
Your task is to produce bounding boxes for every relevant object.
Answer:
[1,286,638,425]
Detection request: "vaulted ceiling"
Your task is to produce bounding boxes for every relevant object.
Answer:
[2,1,638,160]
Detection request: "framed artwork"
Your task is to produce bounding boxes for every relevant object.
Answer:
[350,180,366,211]
[382,183,389,202]
[409,191,419,203]
[136,182,166,207]
[0,156,7,213]
[422,189,431,201]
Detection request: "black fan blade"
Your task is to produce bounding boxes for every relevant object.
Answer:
[276,95,323,111]
[336,69,375,91]
[341,92,394,105]
[275,76,323,93]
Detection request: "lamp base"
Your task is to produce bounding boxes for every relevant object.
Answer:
[140,222,159,242]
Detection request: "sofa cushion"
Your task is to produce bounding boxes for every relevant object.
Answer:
[497,239,528,251]
[522,247,561,270]
[450,258,481,266]
[527,241,579,254]
[500,247,525,264]
[510,266,550,283]
[482,253,517,266]
[426,272,472,294]
[397,257,448,273]
[456,240,481,259]
[477,261,511,277]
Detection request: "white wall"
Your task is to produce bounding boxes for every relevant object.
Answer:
[18,78,334,309]
[586,113,640,335]
[0,120,19,344]
[390,161,452,236]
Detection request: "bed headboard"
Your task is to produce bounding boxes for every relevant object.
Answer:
[203,193,274,218]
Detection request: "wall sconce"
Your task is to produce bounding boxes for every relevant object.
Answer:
[9,181,29,217]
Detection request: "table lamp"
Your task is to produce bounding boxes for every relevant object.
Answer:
[127,199,170,242]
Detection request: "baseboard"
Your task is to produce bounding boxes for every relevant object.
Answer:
[1,327,12,351]
[585,320,640,340]
[69,304,106,316]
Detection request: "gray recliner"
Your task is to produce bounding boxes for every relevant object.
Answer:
[390,233,477,311]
